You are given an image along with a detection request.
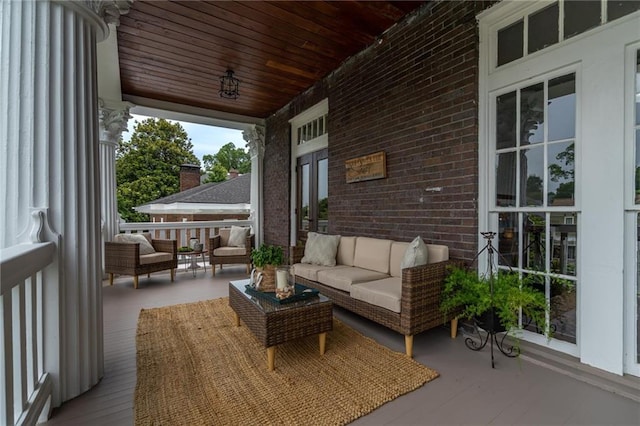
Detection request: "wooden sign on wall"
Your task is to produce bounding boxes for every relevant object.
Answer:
[345,151,387,183]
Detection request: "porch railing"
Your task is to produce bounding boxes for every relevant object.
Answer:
[1,242,56,426]
[118,219,254,252]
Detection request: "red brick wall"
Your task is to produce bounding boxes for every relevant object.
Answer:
[264,1,494,261]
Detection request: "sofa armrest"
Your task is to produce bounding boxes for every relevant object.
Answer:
[105,242,140,269]
[152,239,177,258]
[400,258,465,327]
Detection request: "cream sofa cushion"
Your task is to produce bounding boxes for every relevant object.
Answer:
[228,226,249,247]
[390,242,409,278]
[353,237,392,274]
[213,247,247,256]
[336,236,357,266]
[301,232,341,266]
[293,263,350,282]
[401,236,429,269]
[114,233,156,255]
[426,244,449,263]
[351,278,402,313]
[317,267,388,293]
[139,252,172,265]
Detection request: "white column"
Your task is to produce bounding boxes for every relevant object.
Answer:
[0,0,131,407]
[243,125,265,247]
[99,100,131,243]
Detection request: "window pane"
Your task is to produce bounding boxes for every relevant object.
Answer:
[635,129,640,204]
[521,83,544,145]
[317,158,328,233]
[528,3,559,54]
[521,146,544,206]
[548,74,576,141]
[523,213,546,271]
[498,212,519,268]
[551,214,577,276]
[497,92,517,149]
[637,213,640,362]
[636,51,640,125]
[301,164,310,231]
[607,0,640,21]
[550,277,577,343]
[548,142,575,206]
[319,116,325,135]
[497,19,523,66]
[564,0,601,39]
[496,152,517,207]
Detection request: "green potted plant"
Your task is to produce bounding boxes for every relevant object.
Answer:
[440,266,550,346]
[250,244,285,292]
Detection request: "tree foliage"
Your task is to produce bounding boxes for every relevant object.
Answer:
[203,142,250,183]
[116,118,200,222]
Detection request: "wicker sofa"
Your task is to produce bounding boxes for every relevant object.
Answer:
[105,233,178,289]
[292,236,461,357]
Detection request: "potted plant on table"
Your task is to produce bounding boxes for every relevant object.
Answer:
[440,266,550,353]
[250,244,284,292]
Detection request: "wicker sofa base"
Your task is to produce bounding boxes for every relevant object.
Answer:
[295,258,463,357]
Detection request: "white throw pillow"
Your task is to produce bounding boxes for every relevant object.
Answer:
[114,233,156,255]
[228,226,249,247]
[400,236,428,269]
[301,232,341,266]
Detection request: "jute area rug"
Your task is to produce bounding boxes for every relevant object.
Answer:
[134,298,439,425]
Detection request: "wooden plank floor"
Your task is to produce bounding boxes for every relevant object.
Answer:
[44,264,640,425]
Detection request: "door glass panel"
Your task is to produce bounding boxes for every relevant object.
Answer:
[497,19,523,66]
[522,213,546,272]
[317,158,328,233]
[496,152,517,207]
[637,213,640,362]
[497,91,517,149]
[564,0,600,39]
[528,2,559,54]
[548,74,576,141]
[548,141,575,206]
[300,164,310,231]
[550,277,577,343]
[521,146,544,207]
[608,0,640,21]
[521,83,545,145]
[498,212,519,268]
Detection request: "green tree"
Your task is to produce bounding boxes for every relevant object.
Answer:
[203,142,250,183]
[116,118,199,222]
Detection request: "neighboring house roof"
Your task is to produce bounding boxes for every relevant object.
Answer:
[135,173,251,214]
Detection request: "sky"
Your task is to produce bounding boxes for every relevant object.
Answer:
[123,114,246,164]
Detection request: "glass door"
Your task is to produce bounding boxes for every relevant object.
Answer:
[296,148,328,241]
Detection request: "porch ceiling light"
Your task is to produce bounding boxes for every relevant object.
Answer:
[219,69,240,99]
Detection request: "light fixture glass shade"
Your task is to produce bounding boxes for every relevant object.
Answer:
[219,69,239,99]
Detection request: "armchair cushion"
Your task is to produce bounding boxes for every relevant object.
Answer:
[213,247,247,256]
[228,226,249,247]
[140,252,174,265]
[113,233,156,255]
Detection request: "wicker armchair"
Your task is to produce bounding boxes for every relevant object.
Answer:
[105,233,178,289]
[209,228,254,276]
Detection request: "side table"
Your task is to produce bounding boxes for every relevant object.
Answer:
[179,251,206,277]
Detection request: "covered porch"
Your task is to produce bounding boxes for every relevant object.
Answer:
[3,0,640,424]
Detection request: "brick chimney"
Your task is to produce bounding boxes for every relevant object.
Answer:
[227,168,239,180]
[180,164,201,191]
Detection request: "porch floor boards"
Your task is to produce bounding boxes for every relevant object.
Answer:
[44,265,639,425]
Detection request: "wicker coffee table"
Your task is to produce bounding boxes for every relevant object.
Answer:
[228,279,333,371]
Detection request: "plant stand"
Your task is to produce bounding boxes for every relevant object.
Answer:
[466,231,519,368]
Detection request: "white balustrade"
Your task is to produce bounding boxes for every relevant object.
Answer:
[118,219,254,251]
[1,242,56,425]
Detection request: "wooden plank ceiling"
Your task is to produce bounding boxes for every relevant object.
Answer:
[117,0,427,119]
